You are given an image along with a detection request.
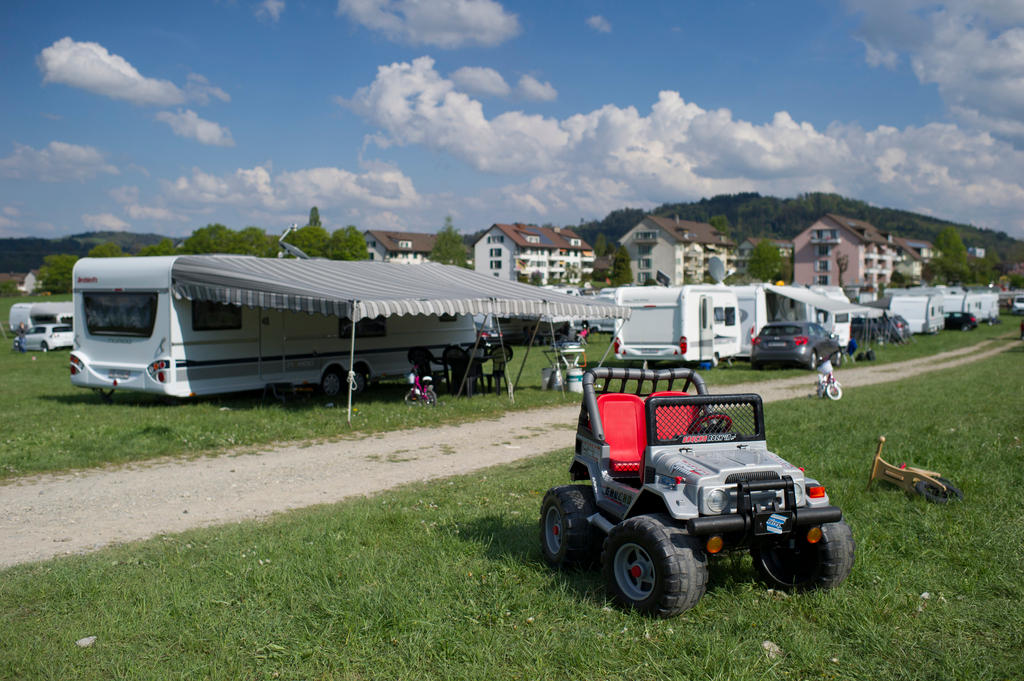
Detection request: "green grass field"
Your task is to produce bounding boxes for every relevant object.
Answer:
[1,348,1022,680]
[1,293,1017,480]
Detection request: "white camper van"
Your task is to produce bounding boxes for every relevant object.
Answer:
[69,257,475,398]
[886,292,944,334]
[9,301,74,331]
[732,285,769,358]
[612,286,740,366]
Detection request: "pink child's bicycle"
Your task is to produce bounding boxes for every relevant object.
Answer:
[404,365,438,406]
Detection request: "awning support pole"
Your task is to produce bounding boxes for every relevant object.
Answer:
[346,301,358,426]
[512,317,543,392]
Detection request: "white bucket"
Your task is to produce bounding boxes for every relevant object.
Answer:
[566,367,584,393]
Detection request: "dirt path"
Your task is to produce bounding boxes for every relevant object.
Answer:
[1,339,1014,568]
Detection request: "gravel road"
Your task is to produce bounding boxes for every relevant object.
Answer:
[0,340,1012,568]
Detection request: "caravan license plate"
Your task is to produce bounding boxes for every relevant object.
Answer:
[108,369,131,380]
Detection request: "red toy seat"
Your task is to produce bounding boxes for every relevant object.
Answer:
[647,391,698,442]
[596,393,646,475]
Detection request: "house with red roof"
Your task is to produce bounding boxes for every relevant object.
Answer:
[473,223,593,284]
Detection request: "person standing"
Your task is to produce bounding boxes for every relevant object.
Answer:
[15,322,27,352]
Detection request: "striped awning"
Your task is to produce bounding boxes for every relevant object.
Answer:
[170,255,630,321]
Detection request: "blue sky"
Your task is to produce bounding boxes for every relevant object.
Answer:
[2,0,1023,242]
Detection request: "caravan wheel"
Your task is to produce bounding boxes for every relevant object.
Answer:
[320,368,344,397]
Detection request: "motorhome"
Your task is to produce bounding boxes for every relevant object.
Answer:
[612,286,740,366]
[8,301,74,331]
[69,257,476,398]
[885,291,945,334]
[732,284,769,358]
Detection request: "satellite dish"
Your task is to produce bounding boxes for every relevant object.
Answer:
[278,224,311,259]
[708,256,726,284]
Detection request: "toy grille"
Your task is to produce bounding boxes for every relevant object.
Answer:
[647,395,764,445]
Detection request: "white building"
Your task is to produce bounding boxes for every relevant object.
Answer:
[618,215,736,285]
[473,223,594,284]
[364,230,438,264]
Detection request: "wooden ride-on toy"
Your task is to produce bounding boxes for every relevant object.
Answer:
[867,436,963,503]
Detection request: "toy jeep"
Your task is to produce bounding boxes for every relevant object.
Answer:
[540,367,854,617]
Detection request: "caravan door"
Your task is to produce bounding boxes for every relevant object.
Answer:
[259,310,287,382]
[699,296,714,362]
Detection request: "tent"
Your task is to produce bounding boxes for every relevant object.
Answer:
[169,255,631,420]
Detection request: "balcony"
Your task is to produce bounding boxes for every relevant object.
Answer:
[633,231,658,243]
[810,231,840,244]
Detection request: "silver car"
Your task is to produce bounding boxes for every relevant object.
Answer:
[23,324,74,351]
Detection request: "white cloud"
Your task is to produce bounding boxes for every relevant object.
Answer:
[0,141,119,182]
[846,1,1024,146]
[517,75,557,101]
[162,163,420,218]
[155,110,236,147]
[37,37,184,106]
[450,66,510,96]
[342,57,1024,235]
[109,185,140,204]
[83,212,130,231]
[185,74,231,105]
[256,0,285,22]
[586,15,611,33]
[335,0,519,48]
[125,204,188,222]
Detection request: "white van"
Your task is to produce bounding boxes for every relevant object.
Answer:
[613,286,740,366]
[70,257,475,398]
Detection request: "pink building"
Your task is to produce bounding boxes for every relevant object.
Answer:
[793,214,897,289]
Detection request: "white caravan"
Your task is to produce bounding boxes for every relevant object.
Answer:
[732,284,769,358]
[612,286,740,366]
[885,291,945,334]
[8,301,74,331]
[69,257,475,398]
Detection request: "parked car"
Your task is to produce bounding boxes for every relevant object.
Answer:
[944,312,978,331]
[22,323,74,351]
[1012,295,1024,315]
[751,321,840,370]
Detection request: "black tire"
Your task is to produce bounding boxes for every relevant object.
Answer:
[424,386,438,406]
[750,519,854,592]
[806,349,820,370]
[540,485,602,570]
[914,477,963,504]
[602,514,708,617]
[751,361,762,371]
[40,341,49,352]
[320,368,344,397]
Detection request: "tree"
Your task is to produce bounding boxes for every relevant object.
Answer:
[835,253,849,286]
[37,254,78,293]
[747,240,783,282]
[138,238,178,257]
[0,280,18,297]
[87,242,126,258]
[307,206,321,228]
[328,226,368,260]
[236,227,277,257]
[181,224,243,254]
[709,215,731,237]
[430,217,468,267]
[284,225,330,258]
[609,246,633,286]
[931,226,969,283]
[592,233,609,257]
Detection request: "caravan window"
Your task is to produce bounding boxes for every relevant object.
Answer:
[714,307,725,323]
[83,292,158,337]
[192,301,242,330]
[724,307,736,326]
[835,313,849,323]
[339,315,387,338]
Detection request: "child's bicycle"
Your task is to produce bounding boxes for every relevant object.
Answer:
[867,436,963,503]
[816,357,842,400]
[404,365,437,407]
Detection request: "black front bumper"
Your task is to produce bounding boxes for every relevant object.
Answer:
[685,476,843,536]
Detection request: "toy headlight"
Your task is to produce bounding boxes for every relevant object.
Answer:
[793,483,804,507]
[707,488,728,513]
